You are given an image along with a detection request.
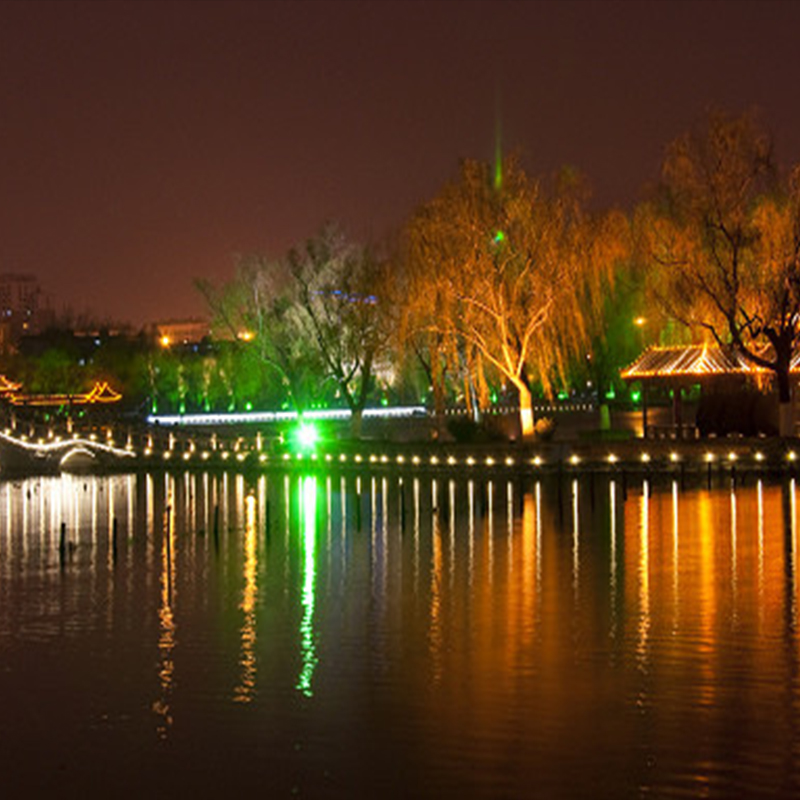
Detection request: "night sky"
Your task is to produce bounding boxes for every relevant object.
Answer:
[2,0,800,327]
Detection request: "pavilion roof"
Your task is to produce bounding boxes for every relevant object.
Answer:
[621,344,800,381]
[84,381,122,403]
[0,375,22,394]
[8,381,122,407]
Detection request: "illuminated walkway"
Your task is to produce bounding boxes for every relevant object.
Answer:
[0,421,798,480]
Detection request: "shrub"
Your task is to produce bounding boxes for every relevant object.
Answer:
[534,416,556,441]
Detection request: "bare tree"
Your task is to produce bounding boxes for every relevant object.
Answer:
[639,109,800,435]
[197,257,322,414]
[289,225,393,438]
[199,225,393,436]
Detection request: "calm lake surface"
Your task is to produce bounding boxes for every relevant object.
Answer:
[1,469,800,798]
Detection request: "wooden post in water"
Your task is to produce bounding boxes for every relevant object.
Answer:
[213,504,220,550]
[59,522,66,565]
[112,517,118,563]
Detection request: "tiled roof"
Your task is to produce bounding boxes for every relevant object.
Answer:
[621,344,800,380]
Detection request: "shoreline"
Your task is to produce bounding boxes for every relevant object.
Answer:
[2,431,797,481]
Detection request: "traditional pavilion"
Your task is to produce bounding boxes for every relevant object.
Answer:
[0,375,22,397]
[620,344,800,437]
[6,380,122,407]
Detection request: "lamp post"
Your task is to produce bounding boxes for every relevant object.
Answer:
[634,316,647,345]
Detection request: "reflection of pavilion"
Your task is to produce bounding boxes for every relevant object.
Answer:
[621,344,800,437]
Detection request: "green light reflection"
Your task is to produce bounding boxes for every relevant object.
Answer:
[296,476,318,697]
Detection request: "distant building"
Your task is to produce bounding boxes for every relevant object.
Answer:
[151,318,211,348]
[0,274,53,349]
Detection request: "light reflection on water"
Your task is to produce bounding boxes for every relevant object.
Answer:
[296,476,318,698]
[1,471,800,796]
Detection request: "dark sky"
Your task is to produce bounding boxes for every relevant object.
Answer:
[2,0,800,327]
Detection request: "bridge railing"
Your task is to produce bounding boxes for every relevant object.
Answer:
[0,413,281,458]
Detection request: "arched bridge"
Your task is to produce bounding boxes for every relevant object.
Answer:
[0,431,137,474]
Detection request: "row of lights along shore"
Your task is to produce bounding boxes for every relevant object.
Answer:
[155,447,796,469]
[2,428,798,471]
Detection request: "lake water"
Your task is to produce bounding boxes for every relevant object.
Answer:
[1,469,799,798]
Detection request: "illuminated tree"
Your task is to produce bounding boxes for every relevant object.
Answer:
[403,157,625,440]
[145,348,182,415]
[197,260,324,413]
[25,348,82,394]
[199,226,392,436]
[394,232,460,428]
[289,225,393,438]
[638,110,800,435]
[572,258,646,427]
[88,333,151,407]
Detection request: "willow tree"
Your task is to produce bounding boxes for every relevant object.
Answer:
[395,227,462,427]
[404,157,624,440]
[638,110,800,435]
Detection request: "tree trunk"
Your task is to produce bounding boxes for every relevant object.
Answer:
[349,357,373,441]
[595,365,611,431]
[517,382,535,440]
[432,361,447,438]
[350,408,363,440]
[777,363,794,437]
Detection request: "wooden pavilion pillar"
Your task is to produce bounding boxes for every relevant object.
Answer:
[672,386,683,436]
[642,383,648,439]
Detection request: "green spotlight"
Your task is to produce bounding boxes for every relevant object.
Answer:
[630,389,641,404]
[296,421,319,450]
